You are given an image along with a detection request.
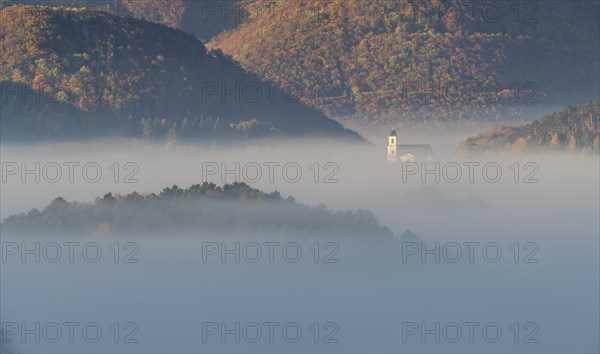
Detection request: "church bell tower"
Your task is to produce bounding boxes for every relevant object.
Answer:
[387,129,397,162]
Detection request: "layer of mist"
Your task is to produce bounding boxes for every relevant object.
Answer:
[1,136,598,353]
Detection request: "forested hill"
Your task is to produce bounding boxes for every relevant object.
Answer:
[1,182,393,238]
[209,0,600,125]
[460,101,600,153]
[0,5,361,141]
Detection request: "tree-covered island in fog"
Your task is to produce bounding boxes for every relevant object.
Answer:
[1,182,393,239]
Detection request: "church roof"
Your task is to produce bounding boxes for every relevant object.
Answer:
[389,129,397,136]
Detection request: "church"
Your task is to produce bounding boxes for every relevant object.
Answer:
[387,129,434,162]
